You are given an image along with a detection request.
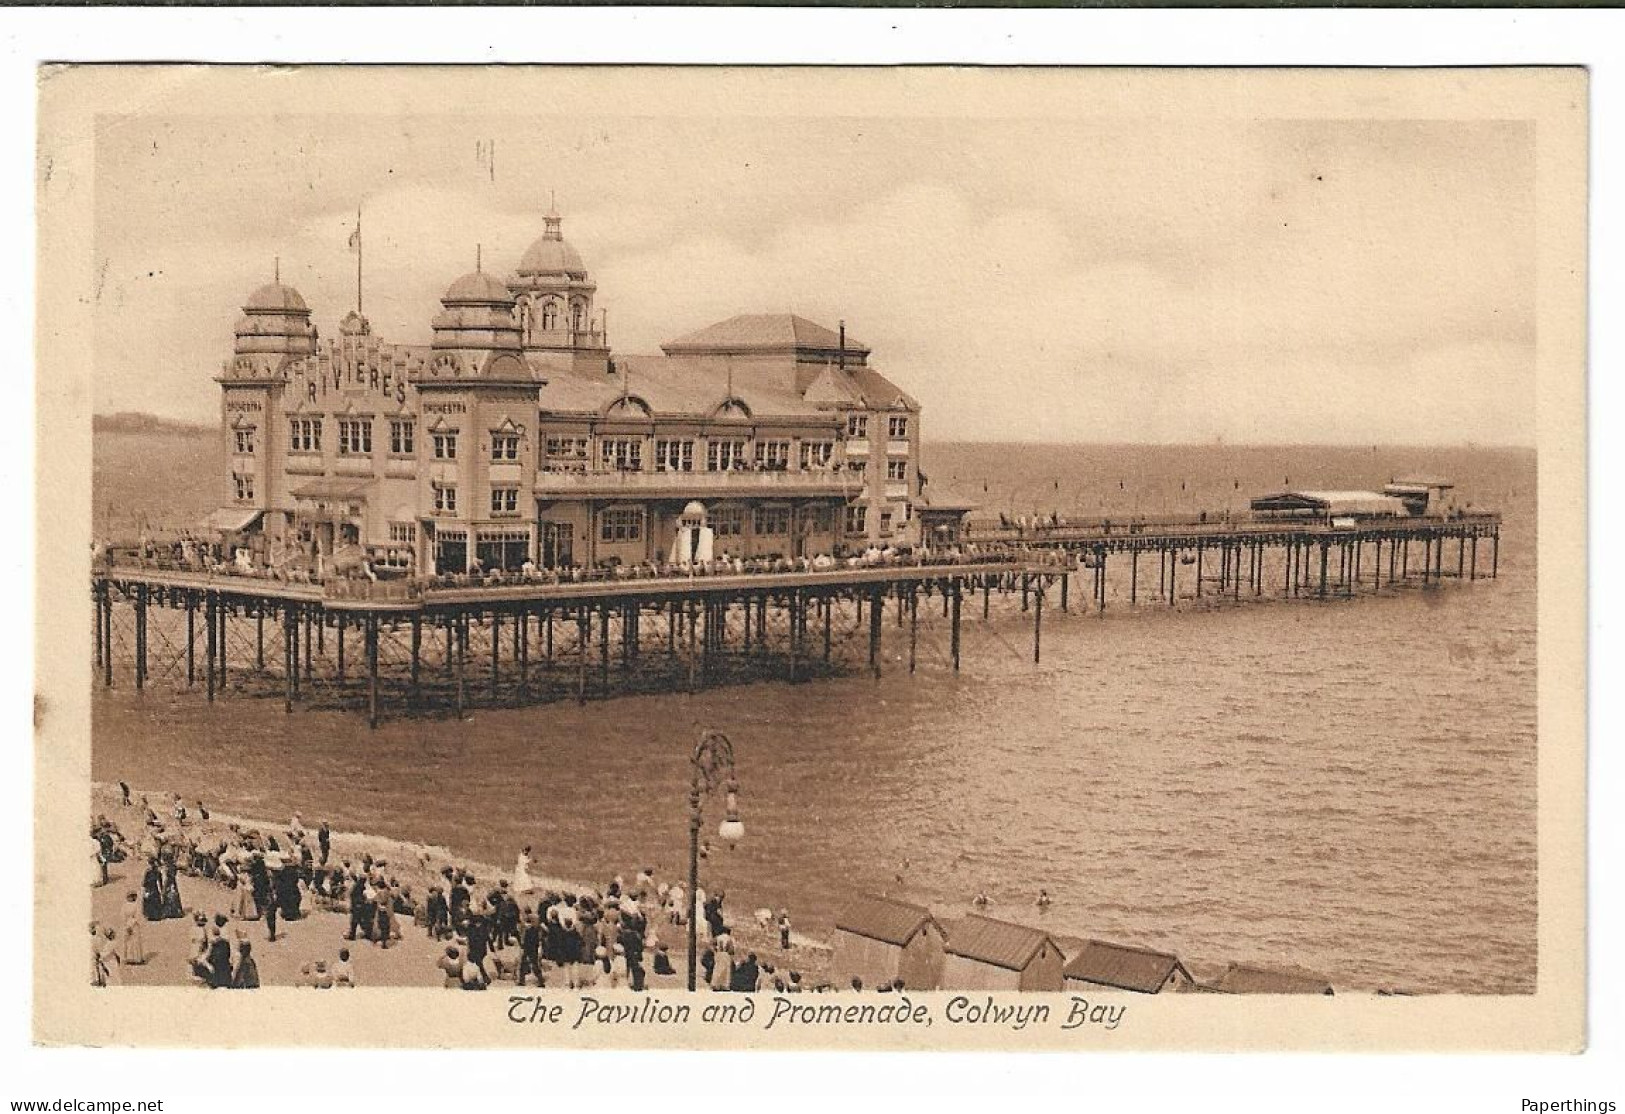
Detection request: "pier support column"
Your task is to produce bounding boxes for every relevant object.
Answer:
[185,592,196,687]
[256,608,264,671]
[951,581,962,673]
[303,607,313,684]
[218,598,228,691]
[688,599,700,691]
[1195,544,1204,598]
[1458,535,1466,579]
[578,610,590,704]
[518,609,528,697]
[204,591,216,702]
[1492,530,1500,578]
[908,586,919,674]
[1374,538,1383,591]
[336,615,346,683]
[290,604,300,699]
[101,585,113,688]
[869,587,884,679]
[1168,548,1177,605]
[491,611,502,699]
[599,605,611,686]
[283,606,294,713]
[983,579,991,621]
[367,613,380,730]
[409,614,421,698]
[1318,542,1329,599]
[1470,534,1479,580]
[1130,548,1139,605]
[454,613,466,717]
[789,590,801,682]
[1033,576,1044,664]
[823,595,833,663]
[1060,570,1069,613]
[134,584,147,690]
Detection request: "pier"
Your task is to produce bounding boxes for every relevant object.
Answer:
[90,511,1500,726]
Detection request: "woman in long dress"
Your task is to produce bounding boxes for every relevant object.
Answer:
[121,893,147,965]
[98,927,123,987]
[513,846,535,894]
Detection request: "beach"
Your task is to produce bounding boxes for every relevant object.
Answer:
[90,782,831,990]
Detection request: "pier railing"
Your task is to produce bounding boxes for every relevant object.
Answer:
[966,510,1502,545]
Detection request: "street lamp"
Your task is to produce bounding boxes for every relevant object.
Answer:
[688,729,744,991]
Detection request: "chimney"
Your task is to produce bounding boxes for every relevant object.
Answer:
[838,320,846,372]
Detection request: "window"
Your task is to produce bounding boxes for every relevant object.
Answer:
[848,460,867,477]
[289,417,322,453]
[433,484,458,513]
[804,506,834,534]
[232,473,254,501]
[755,440,791,470]
[389,419,415,456]
[600,507,644,543]
[600,437,643,472]
[655,439,695,473]
[887,459,909,482]
[844,505,868,534]
[799,441,834,469]
[707,440,747,472]
[541,301,559,330]
[490,487,520,516]
[888,416,909,439]
[338,418,372,456]
[545,436,590,461]
[388,522,417,545]
[570,301,585,332]
[233,428,256,455]
[752,506,791,535]
[711,508,744,538]
[491,432,521,462]
[879,510,894,536]
[432,432,458,460]
[846,413,868,439]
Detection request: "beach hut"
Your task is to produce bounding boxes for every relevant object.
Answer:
[1209,962,1335,995]
[1062,939,1195,995]
[830,893,946,991]
[941,915,1065,992]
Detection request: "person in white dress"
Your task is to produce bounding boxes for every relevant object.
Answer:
[513,846,535,894]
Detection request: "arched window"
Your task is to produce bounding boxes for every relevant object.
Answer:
[541,300,559,331]
[570,301,585,332]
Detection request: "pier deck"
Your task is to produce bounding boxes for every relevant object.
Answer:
[90,511,1501,726]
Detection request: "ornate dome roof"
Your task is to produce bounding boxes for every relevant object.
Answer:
[443,270,515,305]
[518,236,586,276]
[517,207,586,277]
[243,282,309,314]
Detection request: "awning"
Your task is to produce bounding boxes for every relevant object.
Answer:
[291,479,371,502]
[201,507,264,534]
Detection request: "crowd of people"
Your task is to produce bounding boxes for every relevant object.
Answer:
[92,785,818,992]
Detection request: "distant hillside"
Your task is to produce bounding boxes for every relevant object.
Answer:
[93,412,212,435]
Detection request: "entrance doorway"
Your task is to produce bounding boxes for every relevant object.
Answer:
[541,521,574,569]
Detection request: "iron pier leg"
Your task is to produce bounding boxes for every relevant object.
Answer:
[1131,548,1139,605]
[1033,577,1044,664]
[1492,530,1499,578]
[205,591,216,702]
[688,599,699,691]
[491,611,501,698]
[256,608,264,671]
[1374,538,1382,591]
[134,584,147,690]
[303,607,313,684]
[1471,535,1478,580]
[823,595,833,663]
[283,606,294,713]
[578,610,590,704]
[869,586,884,679]
[518,609,528,697]
[101,585,113,688]
[599,605,610,686]
[1060,570,1069,613]
[983,579,991,621]
[367,613,380,730]
[1318,542,1329,599]
[410,613,421,698]
[290,604,300,699]
[337,614,346,683]
[1458,535,1466,579]
[1168,547,1177,605]
[908,586,918,675]
[186,592,196,687]
[1234,545,1241,601]
[454,613,466,717]
[951,581,962,673]
[1196,544,1203,598]
[1099,551,1108,614]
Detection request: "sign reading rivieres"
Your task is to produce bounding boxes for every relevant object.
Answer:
[288,355,410,406]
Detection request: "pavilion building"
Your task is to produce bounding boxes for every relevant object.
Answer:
[214,204,947,575]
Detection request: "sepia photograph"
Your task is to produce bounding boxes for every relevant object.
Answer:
[32,63,1586,1053]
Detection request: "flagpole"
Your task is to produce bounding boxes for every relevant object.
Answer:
[355,205,363,317]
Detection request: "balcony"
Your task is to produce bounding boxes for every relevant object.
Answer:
[535,466,858,499]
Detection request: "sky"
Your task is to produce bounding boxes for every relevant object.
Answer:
[89,101,1537,445]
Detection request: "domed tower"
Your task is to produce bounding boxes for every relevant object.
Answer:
[412,259,544,576]
[508,202,609,373]
[215,277,318,527]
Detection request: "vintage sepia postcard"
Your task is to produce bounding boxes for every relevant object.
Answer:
[33,64,1586,1051]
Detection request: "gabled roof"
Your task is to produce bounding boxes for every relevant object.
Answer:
[835,894,940,948]
[535,355,842,423]
[662,313,868,356]
[944,915,1056,972]
[1212,963,1334,995]
[847,366,918,411]
[1062,940,1190,993]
